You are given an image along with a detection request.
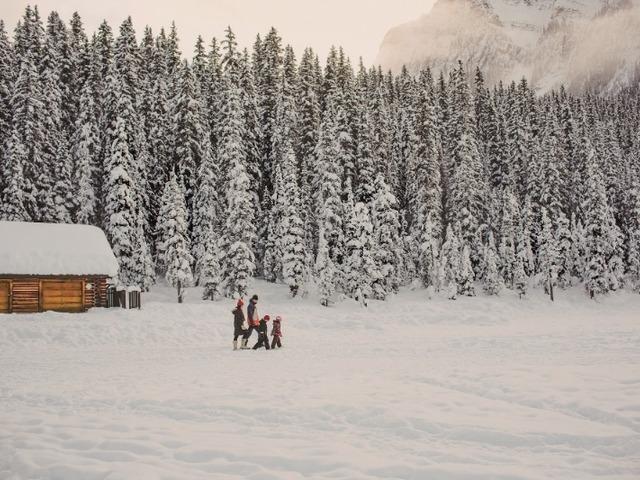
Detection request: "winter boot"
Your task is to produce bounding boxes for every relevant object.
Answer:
[233,340,238,351]
[241,338,250,349]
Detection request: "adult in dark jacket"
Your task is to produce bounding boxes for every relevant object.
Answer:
[252,315,271,350]
[242,294,260,349]
[232,298,246,350]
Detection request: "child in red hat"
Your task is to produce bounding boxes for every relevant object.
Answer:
[271,316,283,349]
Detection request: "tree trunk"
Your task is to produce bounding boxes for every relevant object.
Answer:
[178,280,183,304]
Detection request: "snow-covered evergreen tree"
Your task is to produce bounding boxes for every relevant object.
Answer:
[499,188,519,287]
[537,108,564,222]
[157,171,193,303]
[10,50,45,220]
[514,251,528,299]
[192,136,221,286]
[315,229,336,306]
[0,131,29,221]
[448,63,485,275]
[256,27,283,204]
[370,174,401,299]
[145,51,172,237]
[199,236,223,301]
[513,206,530,298]
[104,114,138,286]
[626,180,640,292]
[72,82,99,224]
[605,207,625,292]
[279,144,307,297]
[221,166,256,297]
[441,225,460,300]
[219,89,255,297]
[171,59,207,213]
[0,20,14,155]
[354,105,377,205]
[484,232,502,295]
[582,132,614,299]
[458,243,476,297]
[570,214,587,282]
[418,213,441,291]
[238,47,262,228]
[413,68,443,241]
[555,212,573,288]
[41,12,73,223]
[214,29,257,298]
[537,208,558,301]
[521,196,537,277]
[314,109,344,301]
[131,209,155,291]
[296,47,322,262]
[344,201,377,306]
[262,156,286,283]
[100,20,145,242]
[66,12,88,130]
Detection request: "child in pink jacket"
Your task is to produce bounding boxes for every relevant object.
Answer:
[271,315,283,349]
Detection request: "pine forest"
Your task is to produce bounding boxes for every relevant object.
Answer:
[1,6,640,305]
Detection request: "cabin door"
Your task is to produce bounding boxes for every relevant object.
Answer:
[42,280,84,313]
[0,281,10,313]
[10,280,40,313]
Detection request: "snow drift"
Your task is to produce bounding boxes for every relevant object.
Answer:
[1,280,639,479]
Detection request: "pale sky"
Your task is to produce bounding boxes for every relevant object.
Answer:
[1,0,434,65]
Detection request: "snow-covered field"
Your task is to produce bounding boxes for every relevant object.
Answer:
[1,281,639,480]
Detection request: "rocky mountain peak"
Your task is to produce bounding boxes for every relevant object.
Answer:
[377,0,640,93]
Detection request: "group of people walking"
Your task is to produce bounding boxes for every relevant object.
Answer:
[232,295,283,351]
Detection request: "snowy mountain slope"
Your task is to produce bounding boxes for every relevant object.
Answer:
[377,0,640,92]
[1,280,640,479]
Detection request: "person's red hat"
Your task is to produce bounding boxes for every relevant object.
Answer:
[263,314,270,321]
[237,298,244,307]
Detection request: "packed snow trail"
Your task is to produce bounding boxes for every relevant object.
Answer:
[1,281,639,479]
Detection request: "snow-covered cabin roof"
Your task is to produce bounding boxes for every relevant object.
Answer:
[0,221,118,277]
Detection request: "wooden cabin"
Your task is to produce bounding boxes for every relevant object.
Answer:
[0,221,118,313]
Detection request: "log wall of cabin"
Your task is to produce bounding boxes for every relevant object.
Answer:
[0,276,111,313]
